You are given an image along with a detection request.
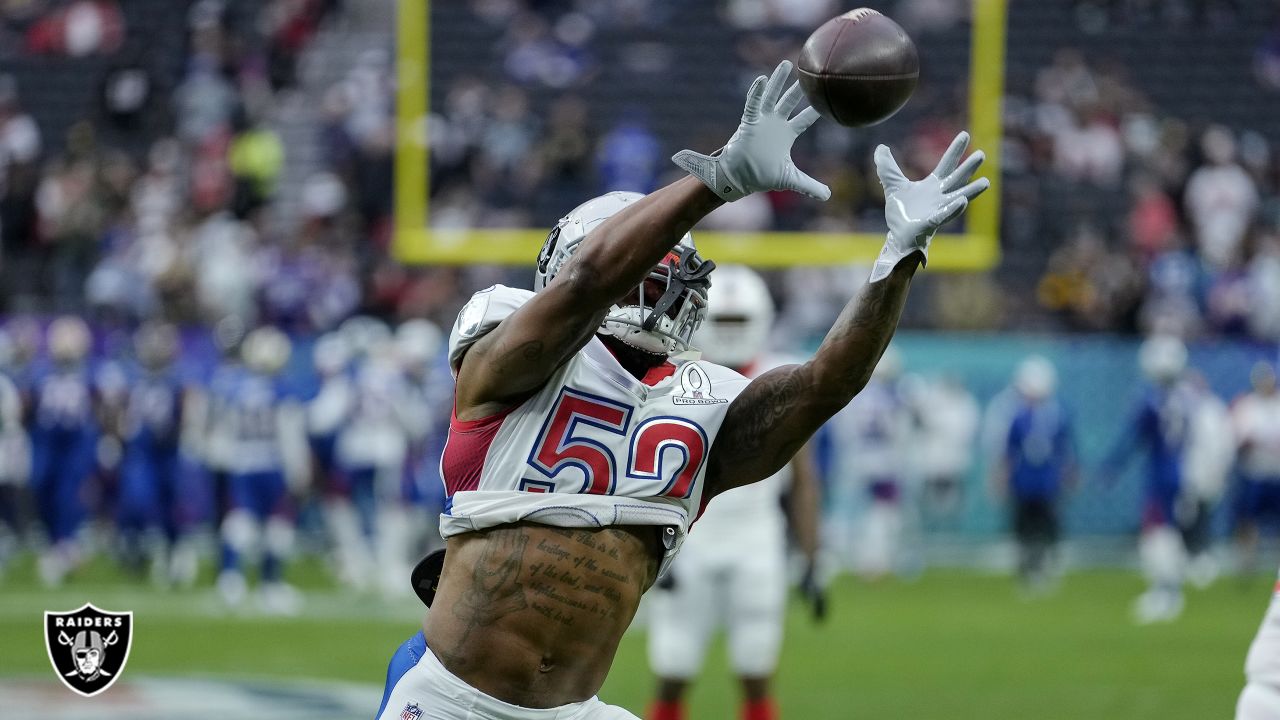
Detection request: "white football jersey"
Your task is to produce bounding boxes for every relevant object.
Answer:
[441,285,750,574]
[1245,569,1280,684]
[1233,393,1280,479]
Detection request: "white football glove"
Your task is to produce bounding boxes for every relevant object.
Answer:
[673,60,830,202]
[870,131,990,282]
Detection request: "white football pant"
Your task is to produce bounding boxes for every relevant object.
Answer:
[647,530,786,679]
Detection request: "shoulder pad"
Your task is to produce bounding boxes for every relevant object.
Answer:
[448,285,535,376]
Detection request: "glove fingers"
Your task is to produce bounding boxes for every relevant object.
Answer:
[932,131,971,179]
[941,150,985,192]
[761,60,793,110]
[742,75,768,121]
[953,176,991,201]
[874,144,909,193]
[929,197,968,227]
[776,80,805,116]
[783,163,832,201]
[788,105,821,134]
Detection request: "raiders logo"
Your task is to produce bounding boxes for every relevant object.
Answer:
[44,603,133,697]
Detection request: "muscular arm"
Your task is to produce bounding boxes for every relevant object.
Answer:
[707,256,920,495]
[455,177,723,420]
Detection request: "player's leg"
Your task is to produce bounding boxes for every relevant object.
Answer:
[1237,682,1280,720]
[1012,495,1035,586]
[259,469,300,614]
[1235,478,1263,574]
[646,546,718,720]
[859,479,902,578]
[114,449,156,577]
[726,539,787,720]
[1135,489,1186,623]
[218,471,257,606]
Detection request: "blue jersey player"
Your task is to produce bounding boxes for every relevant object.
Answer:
[216,326,309,613]
[116,322,196,585]
[29,316,98,587]
[993,356,1075,594]
[1103,335,1195,623]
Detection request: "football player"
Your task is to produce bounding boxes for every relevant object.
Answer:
[827,347,916,578]
[1237,567,1280,719]
[0,330,30,579]
[1231,362,1280,576]
[29,316,98,587]
[115,321,194,585]
[375,61,988,720]
[645,265,821,720]
[991,356,1075,594]
[216,326,309,613]
[1102,334,1195,623]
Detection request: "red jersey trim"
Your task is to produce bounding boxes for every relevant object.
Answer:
[442,401,521,496]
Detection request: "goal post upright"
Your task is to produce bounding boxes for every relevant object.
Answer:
[394,0,1006,270]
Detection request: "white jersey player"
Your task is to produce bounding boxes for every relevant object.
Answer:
[374,60,988,720]
[1232,362,1280,574]
[1238,568,1280,719]
[645,266,821,720]
[828,347,916,578]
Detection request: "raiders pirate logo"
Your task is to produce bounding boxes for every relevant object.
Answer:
[44,603,133,697]
[672,363,726,405]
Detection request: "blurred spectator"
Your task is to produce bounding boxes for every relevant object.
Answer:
[227,108,284,219]
[597,115,661,195]
[1184,126,1258,269]
[0,77,41,268]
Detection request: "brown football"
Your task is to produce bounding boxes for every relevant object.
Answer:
[797,8,919,128]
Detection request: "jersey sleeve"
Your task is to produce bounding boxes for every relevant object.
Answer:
[447,285,536,376]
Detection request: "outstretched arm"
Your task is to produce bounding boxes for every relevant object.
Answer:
[707,132,989,494]
[456,61,829,420]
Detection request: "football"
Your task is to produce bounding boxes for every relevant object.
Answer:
[797,8,919,128]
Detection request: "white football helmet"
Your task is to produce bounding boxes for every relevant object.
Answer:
[242,326,292,375]
[1139,334,1186,384]
[534,191,715,356]
[693,265,774,369]
[134,321,179,370]
[48,316,91,364]
[396,319,443,369]
[1014,355,1057,400]
[339,315,393,359]
[312,332,351,377]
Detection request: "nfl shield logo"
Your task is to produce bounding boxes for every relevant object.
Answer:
[400,702,423,720]
[44,603,133,697]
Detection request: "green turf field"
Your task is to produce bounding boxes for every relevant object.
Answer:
[0,555,1268,719]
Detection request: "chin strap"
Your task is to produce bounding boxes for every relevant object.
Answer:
[643,246,715,332]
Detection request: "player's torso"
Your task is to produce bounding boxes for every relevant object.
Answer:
[337,360,408,469]
[1238,394,1280,478]
[33,368,94,433]
[442,337,748,536]
[223,372,285,472]
[1012,400,1065,468]
[124,374,182,447]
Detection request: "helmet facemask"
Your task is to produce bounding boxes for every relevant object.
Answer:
[600,245,714,355]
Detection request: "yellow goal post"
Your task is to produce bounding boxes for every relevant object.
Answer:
[393,0,1006,269]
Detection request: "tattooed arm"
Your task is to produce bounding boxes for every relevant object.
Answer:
[455,177,723,420]
[706,259,919,495]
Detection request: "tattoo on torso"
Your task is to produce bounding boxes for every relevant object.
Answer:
[440,526,654,664]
